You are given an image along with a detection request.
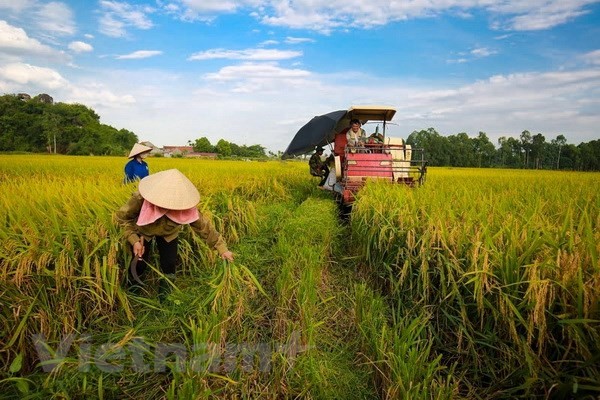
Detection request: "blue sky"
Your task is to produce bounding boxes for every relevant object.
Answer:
[1,0,599,153]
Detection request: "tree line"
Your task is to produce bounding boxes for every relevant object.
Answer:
[2,92,596,169]
[0,94,138,155]
[189,137,266,158]
[406,128,600,171]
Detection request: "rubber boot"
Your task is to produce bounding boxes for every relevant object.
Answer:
[158,273,175,302]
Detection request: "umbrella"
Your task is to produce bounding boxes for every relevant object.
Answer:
[282,110,347,159]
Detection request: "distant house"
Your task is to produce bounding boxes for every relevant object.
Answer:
[162,145,193,157]
[140,141,162,156]
[162,145,217,159]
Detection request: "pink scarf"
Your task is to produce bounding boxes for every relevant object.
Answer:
[136,199,199,226]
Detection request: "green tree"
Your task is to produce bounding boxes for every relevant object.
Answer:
[246,144,266,158]
[42,110,60,153]
[0,93,138,155]
[192,137,214,153]
[473,132,495,168]
[551,134,567,169]
[520,130,532,168]
[578,140,600,171]
[530,133,546,169]
[230,142,241,156]
[447,132,475,167]
[215,139,232,157]
[406,128,450,166]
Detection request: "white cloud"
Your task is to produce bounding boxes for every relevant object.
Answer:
[179,0,237,13]
[257,6,344,34]
[581,49,600,66]
[0,20,68,61]
[488,0,597,30]
[383,69,600,142]
[204,62,310,81]
[160,0,240,20]
[471,47,497,57]
[34,2,76,36]
[259,39,279,46]
[188,48,302,61]
[0,0,36,13]
[116,50,163,59]
[68,41,93,53]
[447,46,497,63]
[447,58,468,64]
[143,0,600,32]
[0,62,68,90]
[66,83,136,107]
[98,1,154,37]
[98,14,126,37]
[202,62,312,93]
[0,64,137,114]
[285,36,315,44]
[248,0,600,32]
[508,9,587,30]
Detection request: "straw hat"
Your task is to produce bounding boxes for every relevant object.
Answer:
[128,143,152,158]
[138,169,200,210]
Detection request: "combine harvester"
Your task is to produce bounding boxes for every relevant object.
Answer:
[283,105,427,211]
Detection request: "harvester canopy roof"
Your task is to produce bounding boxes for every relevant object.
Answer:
[346,105,396,123]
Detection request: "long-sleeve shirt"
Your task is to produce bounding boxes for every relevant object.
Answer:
[346,128,366,146]
[115,191,229,255]
[124,159,149,183]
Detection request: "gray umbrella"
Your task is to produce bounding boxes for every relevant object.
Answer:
[282,110,347,159]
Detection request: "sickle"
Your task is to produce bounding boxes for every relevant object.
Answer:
[129,237,145,286]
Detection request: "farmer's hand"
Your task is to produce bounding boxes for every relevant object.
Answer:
[220,251,234,262]
[133,240,144,257]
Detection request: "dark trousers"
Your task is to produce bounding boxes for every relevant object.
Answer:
[129,236,178,283]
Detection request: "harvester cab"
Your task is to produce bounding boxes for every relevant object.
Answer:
[331,106,427,205]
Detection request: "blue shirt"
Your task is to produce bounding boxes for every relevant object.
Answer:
[124,159,149,183]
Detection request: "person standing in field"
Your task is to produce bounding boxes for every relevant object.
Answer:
[115,169,234,300]
[309,146,329,187]
[124,143,152,183]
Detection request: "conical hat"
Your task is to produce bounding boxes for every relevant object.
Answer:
[128,143,152,158]
[138,169,200,210]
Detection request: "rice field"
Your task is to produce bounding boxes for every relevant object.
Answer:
[0,155,598,399]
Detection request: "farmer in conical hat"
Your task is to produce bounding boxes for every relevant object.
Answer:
[124,143,152,183]
[115,169,234,300]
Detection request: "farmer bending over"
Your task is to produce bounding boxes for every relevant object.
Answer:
[115,169,234,300]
